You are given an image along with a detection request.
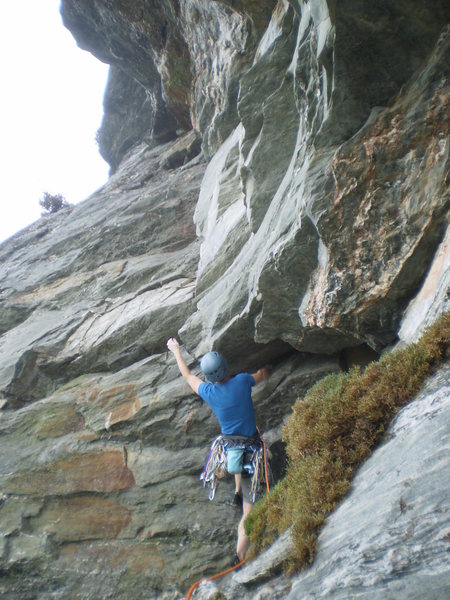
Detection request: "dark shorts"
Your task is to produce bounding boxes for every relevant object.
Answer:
[241,473,254,505]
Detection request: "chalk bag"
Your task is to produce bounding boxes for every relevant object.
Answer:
[226,447,244,474]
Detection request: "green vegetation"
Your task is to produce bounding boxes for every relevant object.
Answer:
[246,312,449,570]
[39,192,70,215]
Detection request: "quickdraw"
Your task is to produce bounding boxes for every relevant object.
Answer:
[200,435,228,500]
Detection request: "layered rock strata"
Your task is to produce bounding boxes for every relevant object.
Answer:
[0,0,449,597]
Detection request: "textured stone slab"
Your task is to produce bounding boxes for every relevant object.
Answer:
[29,496,133,542]
[4,450,135,495]
[399,224,450,344]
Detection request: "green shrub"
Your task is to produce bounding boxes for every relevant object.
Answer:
[246,312,449,569]
[39,192,70,215]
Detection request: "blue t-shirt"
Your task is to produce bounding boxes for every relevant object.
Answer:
[198,373,257,437]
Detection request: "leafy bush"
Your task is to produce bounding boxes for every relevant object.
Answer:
[246,312,449,570]
[39,192,70,215]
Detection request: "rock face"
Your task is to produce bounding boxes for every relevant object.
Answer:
[184,2,449,357]
[0,1,449,598]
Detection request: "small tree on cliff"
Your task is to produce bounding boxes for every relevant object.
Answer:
[39,192,71,215]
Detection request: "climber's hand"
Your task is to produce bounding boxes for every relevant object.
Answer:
[252,367,269,385]
[167,337,180,354]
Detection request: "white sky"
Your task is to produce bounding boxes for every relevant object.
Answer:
[0,0,110,243]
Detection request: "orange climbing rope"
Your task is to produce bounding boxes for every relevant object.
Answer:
[258,427,271,495]
[185,559,246,600]
[186,429,271,599]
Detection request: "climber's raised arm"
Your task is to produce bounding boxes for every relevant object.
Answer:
[166,337,203,394]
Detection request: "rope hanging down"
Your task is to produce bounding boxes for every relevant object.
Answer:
[185,558,246,600]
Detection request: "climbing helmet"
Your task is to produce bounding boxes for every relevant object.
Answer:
[200,351,228,383]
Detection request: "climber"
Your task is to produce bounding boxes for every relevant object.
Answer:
[166,337,269,562]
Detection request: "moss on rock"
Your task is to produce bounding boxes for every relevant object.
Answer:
[246,311,450,569]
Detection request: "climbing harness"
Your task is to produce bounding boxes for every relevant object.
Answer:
[200,430,272,502]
